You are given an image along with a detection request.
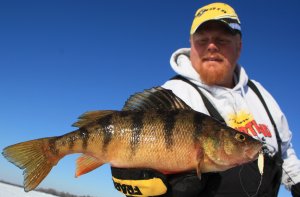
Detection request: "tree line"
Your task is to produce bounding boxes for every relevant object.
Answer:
[0,180,93,197]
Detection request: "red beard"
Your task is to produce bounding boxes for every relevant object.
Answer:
[198,61,232,86]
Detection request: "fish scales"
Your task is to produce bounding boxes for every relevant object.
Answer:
[50,113,117,158]
[107,111,204,171]
[101,111,194,167]
[129,111,144,155]
[2,87,262,192]
[98,113,114,152]
[55,110,199,171]
[159,110,179,149]
[79,128,89,150]
[101,111,145,160]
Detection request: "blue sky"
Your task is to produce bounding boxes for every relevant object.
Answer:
[0,0,299,196]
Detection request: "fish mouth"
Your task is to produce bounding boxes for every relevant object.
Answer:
[244,146,262,161]
[230,152,259,167]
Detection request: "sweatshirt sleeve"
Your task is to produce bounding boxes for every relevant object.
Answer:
[253,81,300,190]
[279,115,300,190]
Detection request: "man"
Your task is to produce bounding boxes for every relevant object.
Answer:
[112,2,300,196]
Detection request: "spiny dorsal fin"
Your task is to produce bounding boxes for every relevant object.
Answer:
[72,110,115,128]
[123,87,192,111]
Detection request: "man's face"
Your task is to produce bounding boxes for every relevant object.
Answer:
[190,21,242,88]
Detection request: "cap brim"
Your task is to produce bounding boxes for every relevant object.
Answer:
[191,19,241,35]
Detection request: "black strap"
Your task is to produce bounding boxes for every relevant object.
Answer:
[247,80,282,156]
[171,75,282,156]
[171,75,226,124]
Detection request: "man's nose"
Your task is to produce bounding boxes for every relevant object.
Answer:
[207,42,219,52]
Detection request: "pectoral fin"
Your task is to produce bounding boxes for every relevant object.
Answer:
[75,154,103,177]
[196,149,204,180]
[196,161,202,180]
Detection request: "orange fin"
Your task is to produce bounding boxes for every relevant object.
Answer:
[196,149,203,180]
[72,110,115,128]
[75,154,103,177]
[196,162,202,180]
[2,137,59,192]
[160,170,179,175]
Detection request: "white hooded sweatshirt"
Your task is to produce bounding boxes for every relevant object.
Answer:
[162,48,300,190]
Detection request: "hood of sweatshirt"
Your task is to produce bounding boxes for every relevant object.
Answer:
[170,48,249,97]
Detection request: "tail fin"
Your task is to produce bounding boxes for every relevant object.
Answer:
[2,138,59,192]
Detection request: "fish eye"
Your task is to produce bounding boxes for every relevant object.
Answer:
[235,133,246,142]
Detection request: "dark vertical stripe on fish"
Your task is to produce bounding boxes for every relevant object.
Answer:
[130,111,144,154]
[98,114,113,152]
[119,111,131,117]
[68,135,75,150]
[79,127,89,150]
[48,138,59,156]
[159,110,178,149]
[193,112,204,142]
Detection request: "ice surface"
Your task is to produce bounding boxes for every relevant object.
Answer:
[0,182,58,197]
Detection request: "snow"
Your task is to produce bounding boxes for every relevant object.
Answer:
[0,182,58,197]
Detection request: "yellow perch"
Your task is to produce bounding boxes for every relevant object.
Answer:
[2,87,262,192]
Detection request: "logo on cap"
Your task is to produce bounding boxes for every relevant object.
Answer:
[196,7,228,18]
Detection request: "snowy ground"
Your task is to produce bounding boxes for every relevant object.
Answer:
[0,182,58,197]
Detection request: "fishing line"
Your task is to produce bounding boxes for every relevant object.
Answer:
[239,151,264,197]
[282,167,300,194]
[239,158,300,196]
[239,165,263,197]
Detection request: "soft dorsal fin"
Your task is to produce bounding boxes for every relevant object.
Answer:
[123,87,192,111]
[72,110,115,128]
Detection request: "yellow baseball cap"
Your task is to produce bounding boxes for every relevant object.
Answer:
[190,2,241,35]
